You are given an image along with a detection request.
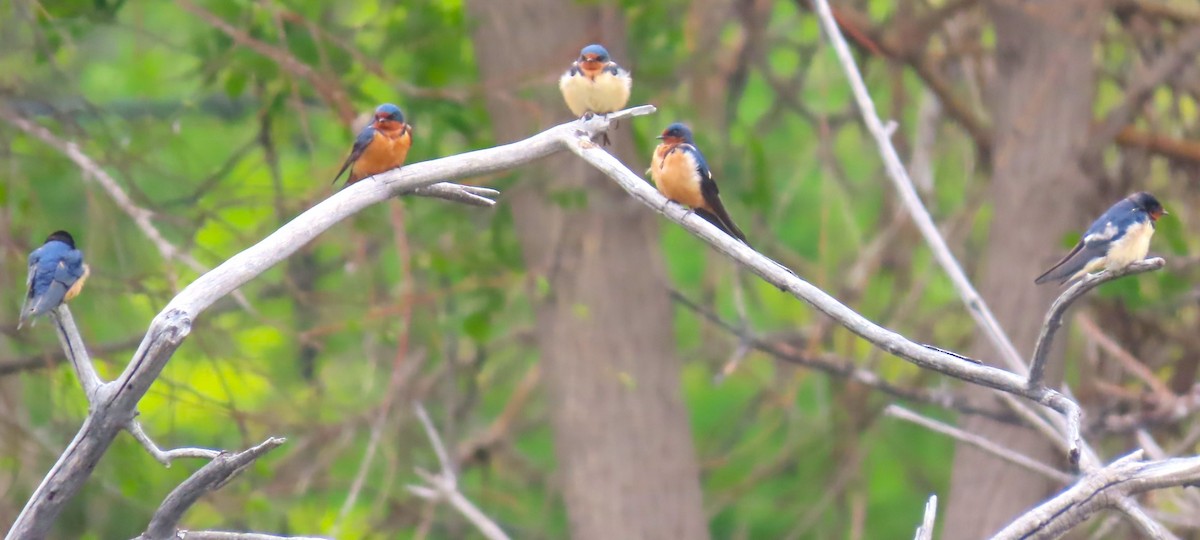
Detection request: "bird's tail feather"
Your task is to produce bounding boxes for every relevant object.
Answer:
[1034,255,1089,285]
[696,207,750,248]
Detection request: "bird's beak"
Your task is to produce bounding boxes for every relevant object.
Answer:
[1163,209,1170,216]
[655,135,664,139]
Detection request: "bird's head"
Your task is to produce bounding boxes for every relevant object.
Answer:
[1130,191,1168,221]
[656,122,694,146]
[45,230,76,248]
[578,44,611,72]
[373,103,405,126]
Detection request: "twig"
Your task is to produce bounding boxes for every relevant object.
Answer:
[410,184,499,207]
[885,405,1073,483]
[670,290,1015,422]
[126,420,221,466]
[810,0,1027,374]
[1027,258,1165,388]
[50,305,103,403]
[407,403,510,540]
[913,494,938,540]
[993,450,1197,540]
[1116,497,1180,540]
[170,532,329,540]
[138,437,287,540]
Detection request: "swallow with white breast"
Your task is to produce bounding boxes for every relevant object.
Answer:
[1035,191,1166,285]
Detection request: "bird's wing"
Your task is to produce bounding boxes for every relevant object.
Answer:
[331,125,377,185]
[606,62,630,77]
[688,145,748,245]
[1034,203,1135,285]
[17,249,41,328]
[1034,220,1120,285]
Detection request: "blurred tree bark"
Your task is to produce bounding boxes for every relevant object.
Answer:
[943,1,1104,536]
[465,2,710,539]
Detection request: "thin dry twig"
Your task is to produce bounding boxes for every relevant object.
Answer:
[886,405,1073,483]
[913,494,938,540]
[406,403,511,540]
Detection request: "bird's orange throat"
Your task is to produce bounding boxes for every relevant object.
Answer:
[375,120,409,138]
[579,60,605,79]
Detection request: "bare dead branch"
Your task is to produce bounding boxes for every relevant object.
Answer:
[407,403,511,540]
[50,306,225,467]
[50,305,103,403]
[169,532,328,540]
[564,119,1092,459]
[913,494,938,540]
[809,0,1026,374]
[1027,258,1166,388]
[886,405,1073,483]
[126,421,221,466]
[993,450,1199,539]
[138,437,287,540]
[6,107,652,538]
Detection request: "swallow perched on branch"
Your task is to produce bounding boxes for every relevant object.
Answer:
[331,103,412,186]
[1035,191,1167,285]
[559,44,631,145]
[650,122,748,245]
[19,230,89,329]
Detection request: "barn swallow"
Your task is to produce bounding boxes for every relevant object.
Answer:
[650,122,748,245]
[1035,191,1166,285]
[559,44,631,145]
[18,230,89,329]
[331,103,412,186]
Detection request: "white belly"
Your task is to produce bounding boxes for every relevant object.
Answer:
[1104,220,1154,269]
[559,70,631,116]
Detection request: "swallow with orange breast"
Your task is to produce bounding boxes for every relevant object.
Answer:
[19,230,89,329]
[559,44,631,145]
[1035,191,1166,285]
[650,122,749,245]
[331,103,412,186]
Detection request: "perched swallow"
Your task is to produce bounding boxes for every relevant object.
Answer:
[331,103,412,186]
[19,230,89,329]
[559,44,631,145]
[650,122,748,245]
[1035,191,1166,285]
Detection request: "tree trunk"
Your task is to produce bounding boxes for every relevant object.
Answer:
[465,2,711,539]
[943,1,1103,537]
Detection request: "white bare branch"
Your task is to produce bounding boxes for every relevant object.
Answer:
[808,0,1026,373]
[993,451,1200,539]
[914,494,938,540]
[137,438,288,540]
[6,108,653,539]
[885,405,1073,484]
[407,403,511,540]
